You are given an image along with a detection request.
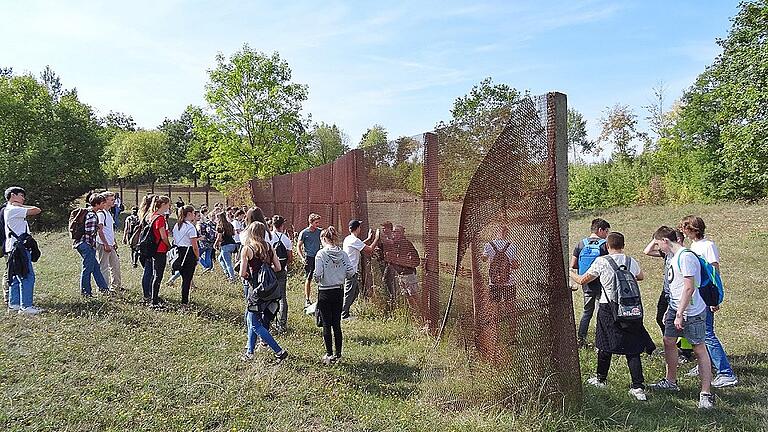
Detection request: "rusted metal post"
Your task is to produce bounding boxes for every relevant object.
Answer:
[422,132,439,335]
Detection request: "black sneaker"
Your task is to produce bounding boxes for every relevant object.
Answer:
[275,350,289,361]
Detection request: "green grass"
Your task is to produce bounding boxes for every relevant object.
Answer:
[2,202,768,431]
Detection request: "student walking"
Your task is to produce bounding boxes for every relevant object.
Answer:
[342,219,380,319]
[240,222,288,361]
[3,186,43,314]
[649,225,715,409]
[314,226,355,365]
[680,215,738,388]
[74,194,110,298]
[215,212,238,282]
[298,213,322,308]
[172,205,200,305]
[570,232,654,401]
[570,218,610,347]
[96,191,123,292]
[145,196,172,307]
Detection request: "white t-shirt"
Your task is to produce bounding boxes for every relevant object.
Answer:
[271,230,293,253]
[586,253,641,304]
[172,221,199,247]
[3,204,29,253]
[691,238,720,265]
[96,210,116,246]
[483,240,517,285]
[667,247,706,316]
[343,234,366,271]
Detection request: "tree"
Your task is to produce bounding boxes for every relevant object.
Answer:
[394,136,421,165]
[195,44,309,189]
[597,104,647,159]
[0,70,105,227]
[675,0,768,199]
[158,106,196,182]
[308,122,349,166]
[643,82,673,148]
[566,108,595,161]
[359,125,391,168]
[103,130,172,184]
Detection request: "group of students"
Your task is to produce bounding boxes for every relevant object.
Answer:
[569,216,737,409]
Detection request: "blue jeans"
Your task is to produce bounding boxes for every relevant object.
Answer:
[705,307,734,376]
[141,256,153,299]
[247,310,282,354]
[199,247,213,269]
[77,243,108,295]
[8,248,35,308]
[217,244,237,279]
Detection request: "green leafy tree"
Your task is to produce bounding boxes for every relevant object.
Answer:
[675,0,768,199]
[158,106,196,182]
[359,125,391,168]
[0,70,105,227]
[103,130,171,184]
[566,108,595,161]
[308,122,349,166]
[597,104,647,160]
[195,44,309,189]
[394,136,421,165]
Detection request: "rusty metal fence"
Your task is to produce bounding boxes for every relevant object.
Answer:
[248,92,580,411]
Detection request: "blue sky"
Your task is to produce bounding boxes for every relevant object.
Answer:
[1,1,740,149]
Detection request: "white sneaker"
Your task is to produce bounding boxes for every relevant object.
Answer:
[321,354,335,365]
[629,387,647,401]
[586,377,607,388]
[687,365,699,377]
[8,304,21,312]
[712,374,739,388]
[18,306,43,315]
[698,392,715,409]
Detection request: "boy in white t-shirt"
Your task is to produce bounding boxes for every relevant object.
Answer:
[3,187,42,315]
[680,215,737,388]
[96,191,122,292]
[649,225,715,409]
[341,219,380,319]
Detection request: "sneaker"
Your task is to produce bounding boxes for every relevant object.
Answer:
[18,306,43,315]
[342,315,357,321]
[321,354,335,365]
[649,378,680,392]
[240,351,254,361]
[687,365,699,377]
[586,377,607,388]
[629,387,647,401]
[712,374,739,388]
[332,354,342,363]
[8,304,20,312]
[305,299,312,308]
[82,293,94,299]
[100,289,116,296]
[698,392,715,409]
[275,350,289,361]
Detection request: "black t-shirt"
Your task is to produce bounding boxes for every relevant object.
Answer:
[572,237,608,294]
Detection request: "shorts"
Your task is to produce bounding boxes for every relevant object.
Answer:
[663,308,706,345]
[397,273,420,296]
[304,256,316,281]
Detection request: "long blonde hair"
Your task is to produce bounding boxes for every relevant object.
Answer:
[177,205,194,229]
[244,221,270,262]
[138,194,154,221]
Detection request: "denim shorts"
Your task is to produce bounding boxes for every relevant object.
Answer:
[663,308,706,345]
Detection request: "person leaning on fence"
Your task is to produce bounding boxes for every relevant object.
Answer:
[123,206,141,268]
[569,232,654,402]
[313,226,355,365]
[384,225,421,314]
[239,221,288,362]
[75,194,111,298]
[96,191,123,293]
[341,219,380,320]
[3,186,43,315]
[570,218,610,347]
[271,214,293,332]
[298,213,322,308]
[680,215,738,388]
[648,225,715,410]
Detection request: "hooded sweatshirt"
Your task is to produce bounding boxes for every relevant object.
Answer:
[313,245,355,289]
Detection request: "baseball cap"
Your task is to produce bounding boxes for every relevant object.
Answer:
[348,219,363,230]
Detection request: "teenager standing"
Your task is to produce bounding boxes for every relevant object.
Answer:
[298,213,322,307]
[172,205,200,305]
[75,194,110,298]
[3,187,42,314]
[146,196,172,307]
[215,212,237,282]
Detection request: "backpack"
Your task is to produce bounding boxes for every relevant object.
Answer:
[138,216,161,260]
[489,242,512,285]
[679,249,724,307]
[126,216,141,247]
[274,233,289,269]
[604,256,643,324]
[246,246,279,310]
[0,204,7,257]
[68,208,89,241]
[578,238,606,275]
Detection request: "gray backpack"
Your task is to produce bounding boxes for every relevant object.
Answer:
[604,256,643,325]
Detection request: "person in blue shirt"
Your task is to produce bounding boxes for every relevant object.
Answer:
[297,213,322,307]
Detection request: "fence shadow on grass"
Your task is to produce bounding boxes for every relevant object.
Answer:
[338,359,422,399]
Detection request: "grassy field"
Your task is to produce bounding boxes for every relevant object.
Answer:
[2,202,767,431]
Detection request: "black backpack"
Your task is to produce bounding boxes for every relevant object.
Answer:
[246,247,279,311]
[604,256,643,325]
[138,216,161,261]
[0,203,7,257]
[274,233,289,269]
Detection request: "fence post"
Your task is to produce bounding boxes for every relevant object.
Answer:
[422,132,439,336]
[134,185,139,209]
[188,185,192,205]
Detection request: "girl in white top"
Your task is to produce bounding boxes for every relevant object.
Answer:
[172,205,200,305]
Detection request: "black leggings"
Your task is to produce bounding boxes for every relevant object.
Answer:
[318,288,343,357]
[152,253,167,305]
[597,350,644,389]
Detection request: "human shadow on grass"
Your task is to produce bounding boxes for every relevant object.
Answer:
[45,298,124,318]
[337,359,422,399]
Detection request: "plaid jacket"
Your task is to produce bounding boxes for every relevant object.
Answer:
[74,210,99,249]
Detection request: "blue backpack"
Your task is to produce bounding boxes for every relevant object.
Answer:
[578,238,606,275]
[678,249,724,307]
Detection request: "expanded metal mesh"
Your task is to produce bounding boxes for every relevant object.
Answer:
[248,92,579,411]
